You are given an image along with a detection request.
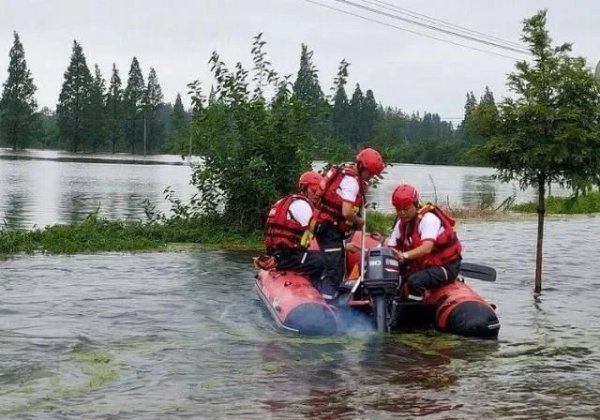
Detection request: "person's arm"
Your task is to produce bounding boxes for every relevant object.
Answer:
[342,201,363,227]
[384,220,400,248]
[339,176,363,227]
[397,240,434,262]
[290,200,314,248]
[396,213,440,262]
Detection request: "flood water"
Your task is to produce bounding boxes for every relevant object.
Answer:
[0,149,598,418]
[0,149,194,229]
[0,148,570,229]
[1,217,598,418]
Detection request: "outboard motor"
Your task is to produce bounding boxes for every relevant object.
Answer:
[362,248,401,332]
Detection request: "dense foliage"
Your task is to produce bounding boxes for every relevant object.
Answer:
[0,32,37,150]
[188,34,314,229]
[1,32,492,164]
[56,41,94,152]
[478,10,600,292]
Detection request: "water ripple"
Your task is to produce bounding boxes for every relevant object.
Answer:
[0,220,599,417]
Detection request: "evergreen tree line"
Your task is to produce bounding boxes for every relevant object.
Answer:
[207,41,496,165]
[188,34,499,229]
[1,31,495,164]
[0,32,190,154]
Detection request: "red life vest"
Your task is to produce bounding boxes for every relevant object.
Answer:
[264,194,311,251]
[314,166,365,232]
[395,204,462,274]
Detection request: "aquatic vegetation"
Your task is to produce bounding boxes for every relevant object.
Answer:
[70,348,118,389]
[261,361,287,373]
[0,213,262,255]
[0,198,590,256]
[393,332,462,356]
[511,191,600,214]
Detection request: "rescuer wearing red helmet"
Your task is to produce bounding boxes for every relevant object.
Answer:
[387,184,462,301]
[262,171,325,286]
[312,147,385,300]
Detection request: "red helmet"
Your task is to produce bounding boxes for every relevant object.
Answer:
[356,148,384,176]
[298,171,323,193]
[392,184,420,209]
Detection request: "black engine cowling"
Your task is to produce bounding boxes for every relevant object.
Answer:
[362,248,401,296]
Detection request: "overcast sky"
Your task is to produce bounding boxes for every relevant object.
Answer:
[1,0,599,120]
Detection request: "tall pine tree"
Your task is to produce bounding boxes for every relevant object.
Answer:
[0,32,38,150]
[57,40,93,152]
[169,92,187,152]
[362,89,379,143]
[480,86,496,105]
[88,64,106,152]
[348,83,365,145]
[463,91,477,120]
[105,63,123,153]
[123,57,145,153]
[292,44,330,140]
[292,44,324,103]
[465,86,499,140]
[331,59,350,141]
[142,67,164,154]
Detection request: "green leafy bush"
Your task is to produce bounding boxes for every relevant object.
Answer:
[511,191,600,214]
[188,35,313,230]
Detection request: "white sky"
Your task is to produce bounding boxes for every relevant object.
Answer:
[1,0,599,120]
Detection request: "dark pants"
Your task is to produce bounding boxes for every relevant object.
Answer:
[404,259,461,300]
[314,222,346,299]
[271,249,325,288]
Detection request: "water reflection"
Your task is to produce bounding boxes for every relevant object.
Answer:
[364,163,569,212]
[2,150,575,228]
[2,193,26,229]
[0,150,195,228]
[60,192,94,224]
[460,174,500,208]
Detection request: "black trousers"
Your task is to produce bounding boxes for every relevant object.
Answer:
[404,259,461,300]
[271,248,325,288]
[314,222,346,298]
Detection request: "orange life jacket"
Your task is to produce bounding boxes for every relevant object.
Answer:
[395,204,462,274]
[313,166,365,232]
[264,194,310,251]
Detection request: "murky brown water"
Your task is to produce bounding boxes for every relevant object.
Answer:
[1,217,598,418]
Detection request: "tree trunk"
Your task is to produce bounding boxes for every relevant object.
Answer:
[534,175,546,294]
[12,120,18,151]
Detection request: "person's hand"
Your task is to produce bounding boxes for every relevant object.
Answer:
[353,217,364,229]
[392,248,408,263]
[253,255,276,270]
[345,243,361,253]
[370,232,383,242]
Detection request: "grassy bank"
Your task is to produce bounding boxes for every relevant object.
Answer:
[0,214,262,255]
[4,199,591,256]
[510,191,600,214]
[0,210,473,256]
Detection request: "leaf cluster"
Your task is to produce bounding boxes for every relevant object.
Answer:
[481,10,600,192]
[187,36,314,229]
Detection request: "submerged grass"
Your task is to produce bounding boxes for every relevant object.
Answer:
[0,214,262,255]
[2,194,595,256]
[510,191,600,214]
[71,348,118,389]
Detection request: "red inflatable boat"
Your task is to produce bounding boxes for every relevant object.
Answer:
[255,232,500,338]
